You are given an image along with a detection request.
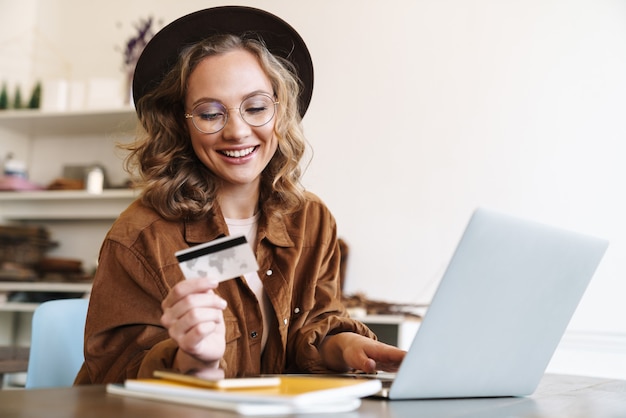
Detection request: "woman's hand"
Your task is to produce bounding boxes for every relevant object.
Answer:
[161,277,227,373]
[320,333,406,374]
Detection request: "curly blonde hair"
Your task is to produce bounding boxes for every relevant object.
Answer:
[124,34,307,220]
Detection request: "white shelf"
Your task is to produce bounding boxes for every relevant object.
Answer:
[0,189,137,220]
[0,107,137,136]
[0,282,92,293]
[0,302,40,313]
[0,107,127,353]
[0,189,136,201]
[0,282,91,313]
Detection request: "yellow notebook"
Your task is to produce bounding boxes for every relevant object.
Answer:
[153,370,282,389]
[106,373,381,415]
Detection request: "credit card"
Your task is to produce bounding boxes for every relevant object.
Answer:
[175,235,259,282]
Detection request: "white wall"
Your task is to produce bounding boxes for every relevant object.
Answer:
[0,0,37,91]
[2,0,626,376]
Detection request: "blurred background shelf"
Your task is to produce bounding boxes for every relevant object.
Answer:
[0,189,137,220]
[0,107,136,136]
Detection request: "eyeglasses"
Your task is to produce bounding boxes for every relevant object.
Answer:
[185,93,279,134]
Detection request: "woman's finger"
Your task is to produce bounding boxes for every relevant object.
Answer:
[162,277,220,309]
[162,291,227,329]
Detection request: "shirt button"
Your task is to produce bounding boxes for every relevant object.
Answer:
[250,331,258,338]
[266,269,273,276]
[294,307,300,314]
[283,318,288,326]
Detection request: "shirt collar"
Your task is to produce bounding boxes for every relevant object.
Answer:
[183,205,294,248]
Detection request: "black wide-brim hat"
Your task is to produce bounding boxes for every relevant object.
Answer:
[132,6,314,118]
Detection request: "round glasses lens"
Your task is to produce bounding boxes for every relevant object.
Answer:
[240,94,276,127]
[193,102,227,133]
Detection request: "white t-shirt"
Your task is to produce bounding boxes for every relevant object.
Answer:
[225,214,270,350]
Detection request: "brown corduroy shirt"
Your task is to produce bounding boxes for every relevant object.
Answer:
[74,191,374,384]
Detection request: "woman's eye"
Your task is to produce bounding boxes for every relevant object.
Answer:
[245,105,268,115]
[198,111,223,121]
[196,104,225,121]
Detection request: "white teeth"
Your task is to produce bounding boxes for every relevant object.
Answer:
[222,147,255,158]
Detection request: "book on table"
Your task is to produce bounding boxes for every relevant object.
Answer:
[106,371,382,415]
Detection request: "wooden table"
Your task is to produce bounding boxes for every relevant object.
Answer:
[1,374,625,417]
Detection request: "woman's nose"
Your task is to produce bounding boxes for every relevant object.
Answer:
[221,108,251,140]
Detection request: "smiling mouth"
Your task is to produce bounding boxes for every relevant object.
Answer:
[220,146,257,158]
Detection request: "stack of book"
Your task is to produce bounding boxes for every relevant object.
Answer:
[107,371,382,415]
[107,371,381,416]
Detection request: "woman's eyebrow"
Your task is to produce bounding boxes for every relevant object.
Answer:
[190,96,222,109]
[189,90,274,109]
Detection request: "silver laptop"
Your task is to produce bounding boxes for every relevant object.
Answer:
[378,208,608,399]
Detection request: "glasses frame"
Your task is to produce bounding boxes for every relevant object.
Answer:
[185,93,279,134]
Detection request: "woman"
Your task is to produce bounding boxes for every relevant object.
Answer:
[75,6,405,384]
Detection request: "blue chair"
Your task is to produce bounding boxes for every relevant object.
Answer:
[25,298,88,389]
